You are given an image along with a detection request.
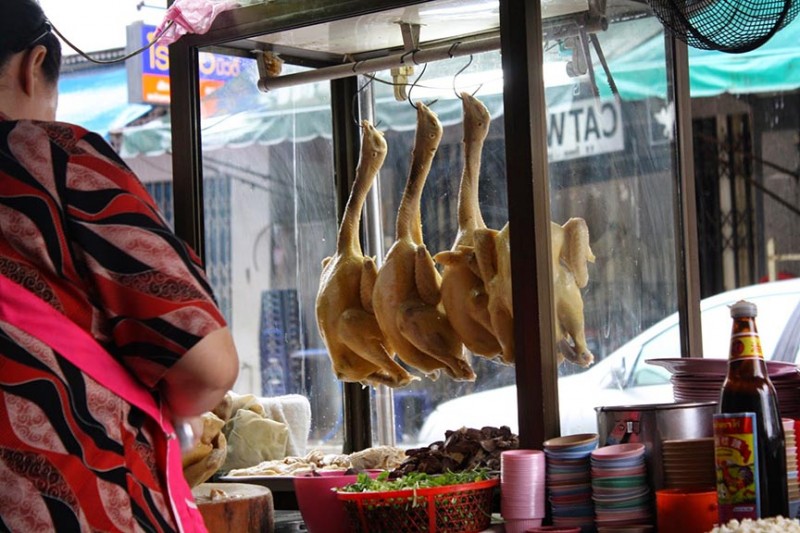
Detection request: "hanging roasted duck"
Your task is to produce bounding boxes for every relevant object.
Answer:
[473,218,596,367]
[372,103,476,381]
[434,93,502,359]
[551,218,596,367]
[315,121,416,388]
[473,223,513,363]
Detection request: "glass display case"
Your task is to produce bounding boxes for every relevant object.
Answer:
[162,0,704,451]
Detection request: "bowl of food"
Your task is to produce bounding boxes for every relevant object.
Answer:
[294,470,380,533]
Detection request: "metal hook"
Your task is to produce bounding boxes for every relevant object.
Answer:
[407,62,429,110]
[452,54,475,100]
[447,41,462,59]
[351,74,375,126]
[400,49,418,65]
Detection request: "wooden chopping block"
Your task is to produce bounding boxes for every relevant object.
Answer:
[193,482,274,532]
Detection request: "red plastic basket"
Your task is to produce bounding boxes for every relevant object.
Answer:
[336,478,498,533]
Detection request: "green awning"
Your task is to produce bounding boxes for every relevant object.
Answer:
[119,15,800,158]
[604,15,800,100]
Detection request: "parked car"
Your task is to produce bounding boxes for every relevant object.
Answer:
[417,278,800,443]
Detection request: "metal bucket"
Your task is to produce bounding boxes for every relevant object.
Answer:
[595,401,717,490]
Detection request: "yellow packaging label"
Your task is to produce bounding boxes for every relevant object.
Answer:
[714,413,760,521]
[730,333,764,360]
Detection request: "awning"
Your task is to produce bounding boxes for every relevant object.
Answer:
[118,94,507,158]
[57,65,152,139]
[603,15,800,100]
[118,15,800,158]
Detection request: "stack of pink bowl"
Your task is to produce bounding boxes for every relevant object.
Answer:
[501,449,547,533]
[591,443,652,530]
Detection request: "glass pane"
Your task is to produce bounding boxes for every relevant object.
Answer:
[416,4,683,440]
[122,0,800,460]
[369,51,514,446]
[197,55,344,452]
[554,10,680,435]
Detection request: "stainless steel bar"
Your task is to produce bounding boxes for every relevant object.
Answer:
[358,81,396,448]
[257,34,501,92]
[668,35,703,359]
[331,75,375,453]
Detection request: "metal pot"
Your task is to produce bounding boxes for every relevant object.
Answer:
[595,401,717,490]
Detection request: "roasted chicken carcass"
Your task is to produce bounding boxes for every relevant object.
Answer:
[551,217,594,290]
[372,103,475,381]
[433,93,502,359]
[473,223,513,363]
[551,218,596,367]
[315,121,415,388]
[473,219,595,367]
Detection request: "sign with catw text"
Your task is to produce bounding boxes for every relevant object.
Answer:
[546,97,624,162]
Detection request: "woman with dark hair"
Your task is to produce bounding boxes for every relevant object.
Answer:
[0,1,239,531]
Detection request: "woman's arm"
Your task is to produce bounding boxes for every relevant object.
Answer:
[160,326,239,418]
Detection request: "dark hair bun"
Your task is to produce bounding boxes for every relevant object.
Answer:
[0,0,61,82]
[0,0,48,52]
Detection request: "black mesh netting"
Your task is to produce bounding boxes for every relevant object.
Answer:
[647,0,800,53]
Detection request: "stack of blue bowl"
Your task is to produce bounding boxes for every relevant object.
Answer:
[590,443,652,530]
[543,433,598,532]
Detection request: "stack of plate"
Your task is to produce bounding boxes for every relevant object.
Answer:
[543,433,598,532]
[591,443,653,529]
[647,358,800,418]
[784,418,800,504]
[661,438,716,490]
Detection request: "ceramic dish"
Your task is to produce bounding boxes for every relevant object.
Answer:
[543,433,599,450]
[591,443,646,460]
[648,357,798,376]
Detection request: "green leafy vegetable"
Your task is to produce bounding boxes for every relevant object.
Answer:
[339,469,492,493]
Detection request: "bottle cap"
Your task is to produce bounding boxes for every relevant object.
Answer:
[730,300,758,318]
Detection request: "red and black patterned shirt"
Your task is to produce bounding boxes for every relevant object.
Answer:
[0,116,226,532]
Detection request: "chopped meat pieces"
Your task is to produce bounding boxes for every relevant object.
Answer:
[391,426,518,477]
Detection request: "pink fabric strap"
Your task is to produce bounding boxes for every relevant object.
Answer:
[0,276,161,418]
[0,274,206,532]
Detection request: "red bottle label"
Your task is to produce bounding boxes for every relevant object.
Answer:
[729,333,764,360]
[714,413,760,522]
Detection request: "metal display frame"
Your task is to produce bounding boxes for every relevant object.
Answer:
[167,0,700,450]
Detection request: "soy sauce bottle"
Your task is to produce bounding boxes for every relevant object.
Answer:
[718,300,788,519]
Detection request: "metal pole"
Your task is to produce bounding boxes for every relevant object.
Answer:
[667,35,703,358]
[331,75,374,453]
[357,80,396,447]
[258,35,501,92]
[169,40,206,258]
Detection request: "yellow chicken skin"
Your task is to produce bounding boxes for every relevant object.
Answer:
[315,121,415,388]
[473,219,596,367]
[551,217,595,289]
[473,224,513,363]
[434,93,502,358]
[372,103,475,381]
[551,218,596,366]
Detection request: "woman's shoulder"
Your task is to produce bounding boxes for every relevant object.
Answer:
[1,117,98,149]
[5,114,113,140]
[6,118,129,169]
